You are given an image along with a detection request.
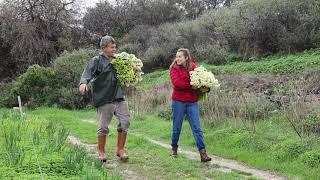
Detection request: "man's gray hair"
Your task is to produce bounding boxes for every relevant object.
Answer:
[100,35,115,48]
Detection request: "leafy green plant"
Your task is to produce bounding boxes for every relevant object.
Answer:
[1,119,25,166]
[53,48,96,88]
[10,64,56,108]
[301,151,320,168]
[42,121,69,153]
[271,140,310,161]
[64,145,87,174]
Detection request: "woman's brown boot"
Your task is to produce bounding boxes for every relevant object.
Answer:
[171,146,178,158]
[199,149,211,162]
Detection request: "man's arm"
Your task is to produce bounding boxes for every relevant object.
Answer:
[79,57,98,94]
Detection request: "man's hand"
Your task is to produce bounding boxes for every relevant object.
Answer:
[79,84,88,95]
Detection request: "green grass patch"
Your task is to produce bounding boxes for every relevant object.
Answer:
[207,49,320,74]
[24,108,320,178]
[28,108,249,179]
[30,107,97,143]
[138,49,320,92]
[0,109,119,179]
[129,114,320,178]
[138,69,169,89]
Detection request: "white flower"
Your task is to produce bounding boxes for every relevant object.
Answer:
[189,66,220,89]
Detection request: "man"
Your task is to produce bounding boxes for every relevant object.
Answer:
[79,35,130,162]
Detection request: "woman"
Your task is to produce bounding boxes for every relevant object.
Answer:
[170,48,211,162]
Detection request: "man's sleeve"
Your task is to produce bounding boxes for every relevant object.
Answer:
[79,57,98,85]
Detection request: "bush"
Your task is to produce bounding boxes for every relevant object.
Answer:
[10,65,56,108]
[120,25,155,57]
[230,131,272,152]
[157,105,172,121]
[143,24,179,70]
[302,113,320,136]
[196,43,228,65]
[301,151,320,168]
[53,48,97,88]
[6,49,97,109]
[200,90,278,127]
[57,87,90,109]
[271,140,310,161]
[0,82,15,107]
[211,0,320,56]
[120,0,320,69]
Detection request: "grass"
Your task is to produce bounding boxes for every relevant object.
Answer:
[130,114,320,179]
[0,109,119,179]
[30,107,97,143]
[28,108,254,179]
[26,108,320,178]
[139,48,320,94]
[142,49,320,78]
[207,48,320,75]
[138,69,169,90]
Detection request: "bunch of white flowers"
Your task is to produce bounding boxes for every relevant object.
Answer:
[190,66,220,89]
[111,52,144,87]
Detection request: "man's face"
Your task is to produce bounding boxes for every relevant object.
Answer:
[102,43,117,58]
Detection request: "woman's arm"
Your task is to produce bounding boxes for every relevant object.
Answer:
[170,68,192,90]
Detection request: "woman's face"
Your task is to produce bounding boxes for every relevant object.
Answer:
[175,51,187,66]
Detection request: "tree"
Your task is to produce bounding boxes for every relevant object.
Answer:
[176,0,238,19]
[82,0,183,38]
[0,0,80,80]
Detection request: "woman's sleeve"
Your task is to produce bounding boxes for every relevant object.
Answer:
[170,68,191,90]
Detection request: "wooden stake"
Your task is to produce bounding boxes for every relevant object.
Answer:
[18,96,23,119]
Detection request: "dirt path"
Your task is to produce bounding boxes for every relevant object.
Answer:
[67,135,147,180]
[140,136,287,180]
[79,119,287,179]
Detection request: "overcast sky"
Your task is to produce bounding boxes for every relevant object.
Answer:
[81,0,102,8]
[0,0,106,8]
[0,0,111,17]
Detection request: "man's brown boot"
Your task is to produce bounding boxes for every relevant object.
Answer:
[171,146,178,158]
[98,135,107,162]
[199,149,211,162]
[116,132,129,161]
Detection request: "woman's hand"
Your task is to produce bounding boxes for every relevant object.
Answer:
[200,87,210,93]
[191,85,197,90]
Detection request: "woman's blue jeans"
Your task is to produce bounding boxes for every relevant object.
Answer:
[171,100,205,151]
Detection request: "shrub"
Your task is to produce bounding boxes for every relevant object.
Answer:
[271,140,310,161]
[301,151,320,168]
[120,0,320,69]
[157,105,172,121]
[196,43,228,65]
[56,87,90,109]
[10,65,56,108]
[53,48,97,88]
[6,49,98,109]
[0,82,15,107]
[200,90,278,127]
[230,131,272,152]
